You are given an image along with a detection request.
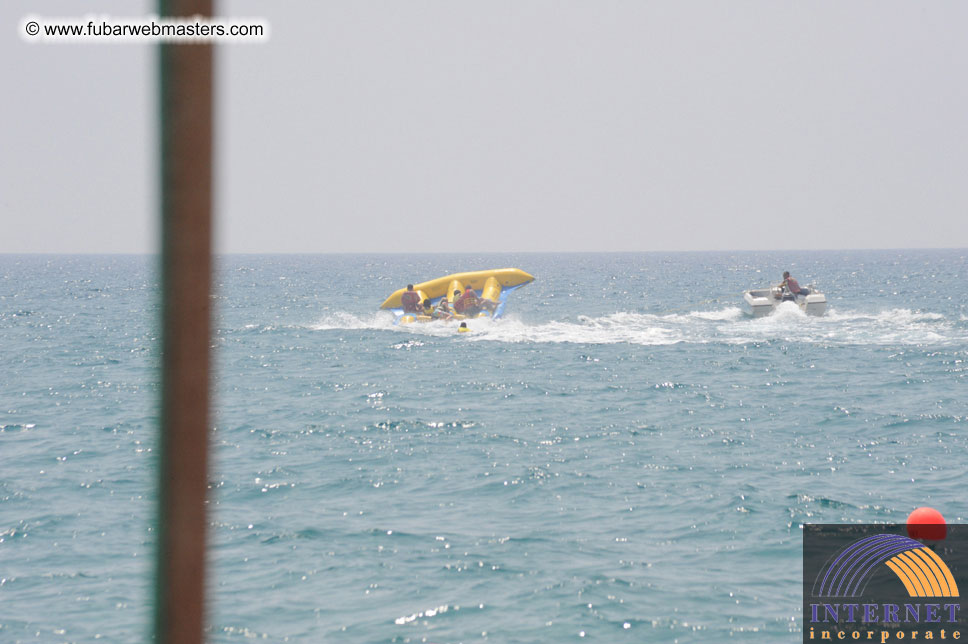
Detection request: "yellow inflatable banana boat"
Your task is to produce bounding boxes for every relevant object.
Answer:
[381,268,534,324]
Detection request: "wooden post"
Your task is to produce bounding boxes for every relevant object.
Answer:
[155,1,213,642]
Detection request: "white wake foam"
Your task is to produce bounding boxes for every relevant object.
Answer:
[308,311,397,331]
[307,307,966,347]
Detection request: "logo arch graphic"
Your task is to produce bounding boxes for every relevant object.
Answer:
[813,533,959,598]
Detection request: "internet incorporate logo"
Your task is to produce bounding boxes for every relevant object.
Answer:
[803,525,965,643]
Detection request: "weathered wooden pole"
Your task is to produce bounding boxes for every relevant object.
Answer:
[155,1,214,642]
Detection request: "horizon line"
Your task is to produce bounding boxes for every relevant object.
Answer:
[1,246,966,257]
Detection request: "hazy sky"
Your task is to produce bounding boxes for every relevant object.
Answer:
[3,1,967,253]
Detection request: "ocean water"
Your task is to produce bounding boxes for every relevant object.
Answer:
[1,250,966,643]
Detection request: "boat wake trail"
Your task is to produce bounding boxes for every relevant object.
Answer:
[309,307,966,347]
[308,311,398,331]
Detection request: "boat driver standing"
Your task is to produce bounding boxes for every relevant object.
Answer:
[780,271,810,297]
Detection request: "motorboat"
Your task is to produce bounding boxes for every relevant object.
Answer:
[381,268,534,324]
[743,284,827,317]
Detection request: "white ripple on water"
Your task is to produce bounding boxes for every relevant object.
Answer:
[394,604,452,625]
[307,307,966,346]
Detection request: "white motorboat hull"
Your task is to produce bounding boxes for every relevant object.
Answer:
[743,287,826,317]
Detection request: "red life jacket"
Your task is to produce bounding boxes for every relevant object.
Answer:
[401,290,421,312]
[454,290,475,313]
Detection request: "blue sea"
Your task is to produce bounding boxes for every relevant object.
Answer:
[1,251,966,643]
